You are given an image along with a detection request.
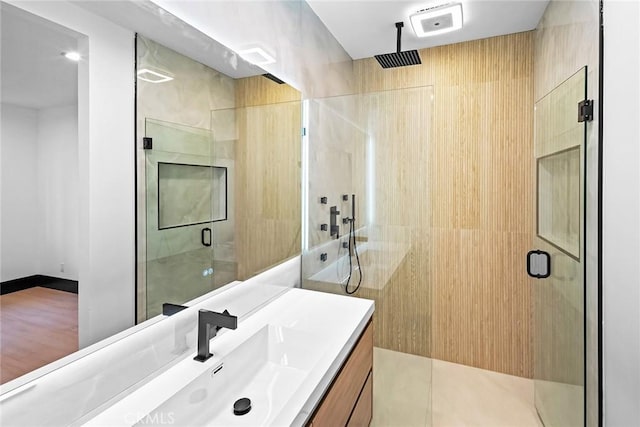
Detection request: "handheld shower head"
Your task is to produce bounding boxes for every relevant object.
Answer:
[374,22,421,69]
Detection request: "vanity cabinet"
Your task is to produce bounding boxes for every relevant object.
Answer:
[308,321,373,427]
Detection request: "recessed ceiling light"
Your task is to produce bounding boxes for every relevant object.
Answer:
[63,51,81,61]
[237,47,276,66]
[137,68,174,83]
[410,3,463,38]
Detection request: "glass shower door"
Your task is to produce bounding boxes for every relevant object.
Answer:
[144,118,225,318]
[532,67,587,427]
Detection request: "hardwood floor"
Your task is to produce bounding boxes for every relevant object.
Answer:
[0,287,78,384]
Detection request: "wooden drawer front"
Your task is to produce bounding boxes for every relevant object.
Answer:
[311,322,373,426]
[347,371,373,427]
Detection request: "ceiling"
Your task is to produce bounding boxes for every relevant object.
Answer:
[1,0,550,108]
[74,0,264,79]
[1,4,81,109]
[306,0,550,59]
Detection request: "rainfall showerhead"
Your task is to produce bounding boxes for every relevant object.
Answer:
[374,22,422,69]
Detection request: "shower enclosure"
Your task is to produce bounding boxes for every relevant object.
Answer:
[301,86,434,426]
[143,118,234,318]
[531,67,588,426]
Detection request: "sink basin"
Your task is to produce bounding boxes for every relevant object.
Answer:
[79,288,374,427]
[136,325,322,426]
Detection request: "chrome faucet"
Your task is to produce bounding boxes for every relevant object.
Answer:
[193,309,238,362]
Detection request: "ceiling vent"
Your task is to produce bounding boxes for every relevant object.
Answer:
[410,3,463,37]
[136,68,174,83]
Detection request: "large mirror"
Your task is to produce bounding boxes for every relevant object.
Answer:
[136,35,301,320]
[0,0,301,387]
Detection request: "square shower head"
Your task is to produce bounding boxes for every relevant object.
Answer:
[374,50,422,69]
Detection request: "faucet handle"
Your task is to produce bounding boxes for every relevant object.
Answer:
[215,309,233,333]
[162,303,188,316]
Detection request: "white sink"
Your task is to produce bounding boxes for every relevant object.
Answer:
[136,325,323,426]
[83,288,374,427]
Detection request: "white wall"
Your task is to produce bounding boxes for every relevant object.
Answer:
[8,1,135,348]
[603,1,640,425]
[36,105,79,280]
[0,104,39,281]
[1,103,79,282]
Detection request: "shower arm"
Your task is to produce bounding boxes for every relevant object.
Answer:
[396,22,404,54]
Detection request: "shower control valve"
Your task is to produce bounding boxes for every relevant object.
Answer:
[320,224,328,231]
[320,253,328,262]
[330,206,340,239]
[320,197,327,204]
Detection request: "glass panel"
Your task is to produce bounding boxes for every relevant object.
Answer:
[533,67,586,427]
[145,118,219,318]
[301,86,433,426]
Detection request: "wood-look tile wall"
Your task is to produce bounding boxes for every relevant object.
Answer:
[235,76,301,108]
[354,32,534,377]
[234,77,301,279]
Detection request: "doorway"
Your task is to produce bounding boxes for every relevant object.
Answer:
[0,3,83,383]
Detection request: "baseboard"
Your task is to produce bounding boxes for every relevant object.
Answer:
[1,275,78,295]
[1,275,41,294]
[40,277,78,294]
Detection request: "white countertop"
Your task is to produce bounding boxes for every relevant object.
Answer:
[82,287,374,427]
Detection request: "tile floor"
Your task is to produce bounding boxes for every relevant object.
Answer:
[372,347,543,427]
[372,347,432,426]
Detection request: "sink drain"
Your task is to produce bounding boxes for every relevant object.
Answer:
[233,397,251,416]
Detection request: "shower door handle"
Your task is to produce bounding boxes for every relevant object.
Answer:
[201,228,212,247]
[527,250,550,279]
